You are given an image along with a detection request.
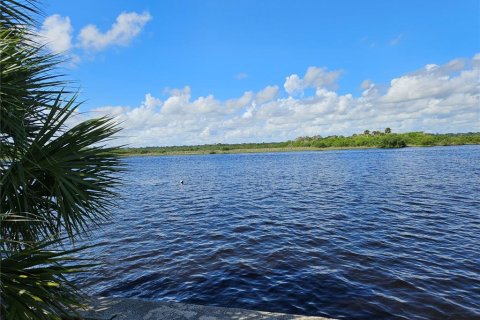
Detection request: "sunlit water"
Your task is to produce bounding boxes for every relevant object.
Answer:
[74,146,480,319]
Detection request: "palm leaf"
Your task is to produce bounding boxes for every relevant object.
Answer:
[1,1,125,319]
[0,236,95,320]
[1,98,124,242]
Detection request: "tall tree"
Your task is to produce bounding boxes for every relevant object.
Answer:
[0,1,123,319]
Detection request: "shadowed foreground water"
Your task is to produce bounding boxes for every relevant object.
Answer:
[74,146,480,320]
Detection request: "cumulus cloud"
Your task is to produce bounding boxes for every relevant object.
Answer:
[36,14,73,53]
[284,67,341,95]
[35,11,151,64]
[34,14,81,66]
[87,55,480,147]
[382,57,478,103]
[143,93,162,109]
[360,79,374,90]
[255,86,279,104]
[78,11,151,51]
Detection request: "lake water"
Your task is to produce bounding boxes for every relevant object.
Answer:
[75,146,480,319]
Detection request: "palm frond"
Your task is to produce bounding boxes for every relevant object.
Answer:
[1,96,124,243]
[1,1,124,319]
[0,28,69,156]
[0,237,95,320]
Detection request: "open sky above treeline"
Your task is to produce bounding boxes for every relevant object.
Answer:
[40,0,479,147]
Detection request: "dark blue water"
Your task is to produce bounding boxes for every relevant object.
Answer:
[75,146,480,320]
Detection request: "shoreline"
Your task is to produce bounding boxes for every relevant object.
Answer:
[117,143,479,157]
[118,146,375,157]
[80,297,336,320]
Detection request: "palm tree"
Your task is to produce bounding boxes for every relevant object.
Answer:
[0,1,123,319]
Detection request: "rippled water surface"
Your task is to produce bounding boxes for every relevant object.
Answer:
[75,146,480,319]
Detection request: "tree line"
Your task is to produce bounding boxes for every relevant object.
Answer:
[291,131,480,149]
[119,131,480,155]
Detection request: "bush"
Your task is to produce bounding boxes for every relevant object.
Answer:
[379,135,407,148]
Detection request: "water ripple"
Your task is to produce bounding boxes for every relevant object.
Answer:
[74,146,480,319]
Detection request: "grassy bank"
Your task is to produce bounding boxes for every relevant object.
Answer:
[117,131,480,156]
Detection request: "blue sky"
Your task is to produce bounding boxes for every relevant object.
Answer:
[40,0,479,146]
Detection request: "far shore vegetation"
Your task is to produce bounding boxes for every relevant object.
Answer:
[118,130,480,156]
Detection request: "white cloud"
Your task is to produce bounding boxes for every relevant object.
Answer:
[225,91,253,110]
[360,79,374,90]
[87,55,480,147]
[143,93,162,109]
[284,74,302,95]
[382,58,478,103]
[284,67,341,95]
[36,11,151,62]
[255,86,279,104]
[78,11,151,51]
[36,14,73,53]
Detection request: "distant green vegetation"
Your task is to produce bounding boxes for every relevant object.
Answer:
[118,130,480,156]
[117,142,292,156]
[291,131,480,148]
